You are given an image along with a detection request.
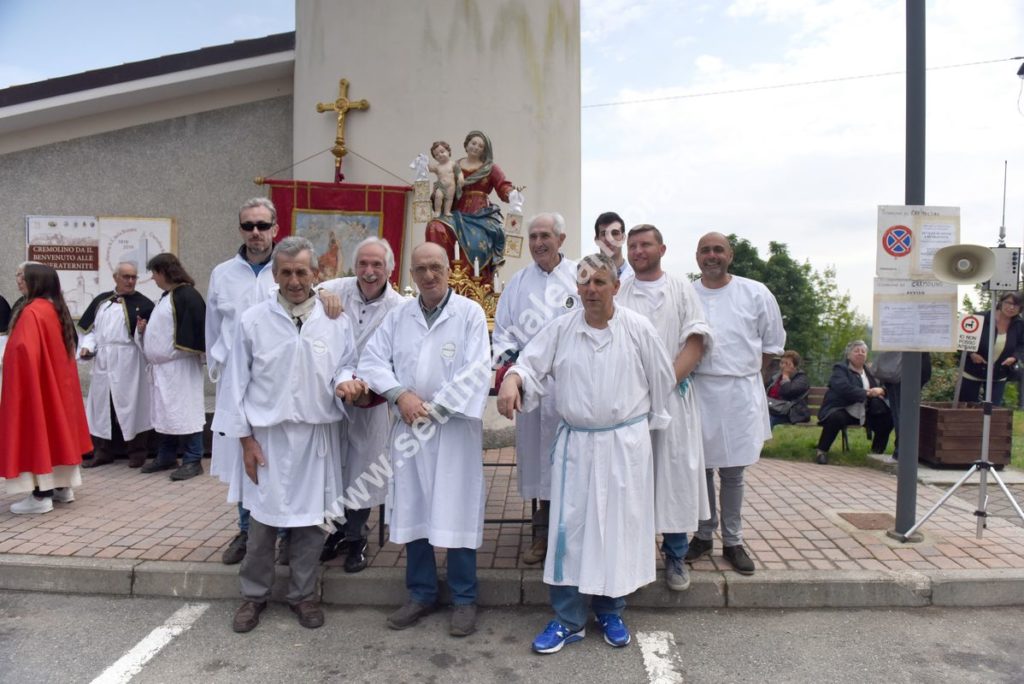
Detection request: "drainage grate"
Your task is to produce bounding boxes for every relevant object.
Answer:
[838,512,895,530]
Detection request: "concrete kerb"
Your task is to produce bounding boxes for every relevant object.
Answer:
[3,554,1024,608]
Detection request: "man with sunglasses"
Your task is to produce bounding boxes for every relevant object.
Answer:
[77,261,155,469]
[207,198,281,565]
[593,211,633,281]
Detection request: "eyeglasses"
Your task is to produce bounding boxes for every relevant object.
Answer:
[599,229,624,238]
[119,274,139,280]
[240,221,275,232]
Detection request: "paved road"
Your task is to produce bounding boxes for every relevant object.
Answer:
[2,592,1022,683]
[953,484,1024,528]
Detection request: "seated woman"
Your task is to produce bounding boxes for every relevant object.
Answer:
[815,340,892,465]
[960,291,1024,406]
[765,350,811,428]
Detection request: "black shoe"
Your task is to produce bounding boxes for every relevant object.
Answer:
[343,538,369,573]
[140,460,177,473]
[684,536,713,563]
[723,545,756,575]
[815,450,828,465]
[320,529,350,562]
[169,461,203,481]
[222,532,247,565]
[387,600,436,630]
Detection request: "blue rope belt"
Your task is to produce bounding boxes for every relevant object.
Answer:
[550,413,647,582]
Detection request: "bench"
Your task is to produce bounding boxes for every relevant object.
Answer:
[796,386,849,452]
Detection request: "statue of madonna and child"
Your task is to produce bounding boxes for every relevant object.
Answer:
[421,130,521,289]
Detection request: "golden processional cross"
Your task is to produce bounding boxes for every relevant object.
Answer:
[316,78,369,181]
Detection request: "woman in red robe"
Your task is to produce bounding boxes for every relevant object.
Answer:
[1,264,91,514]
[425,130,514,286]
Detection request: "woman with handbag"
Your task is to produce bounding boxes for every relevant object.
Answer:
[815,340,893,465]
[765,350,810,428]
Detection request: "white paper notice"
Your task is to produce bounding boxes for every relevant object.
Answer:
[876,300,955,351]
[917,222,956,272]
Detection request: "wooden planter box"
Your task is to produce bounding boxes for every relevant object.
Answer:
[918,402,1012,467]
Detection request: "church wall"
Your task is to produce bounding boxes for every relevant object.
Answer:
[294,0,581,287]
[0,95,292,303]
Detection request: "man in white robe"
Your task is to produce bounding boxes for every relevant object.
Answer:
[498,253,675,655]
[137,253,206,482]
[688,232,785,576]
[616,224,712,592]
[358,242,491,638]
[492,212,579,565]
[78,261,154,468]
[317,237,404,572]
[213,237,362,633]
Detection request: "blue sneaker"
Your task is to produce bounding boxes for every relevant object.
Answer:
[595,613,631,647]
[532,620,585,654]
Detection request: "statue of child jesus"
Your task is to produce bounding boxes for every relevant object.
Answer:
[428,140,464,218]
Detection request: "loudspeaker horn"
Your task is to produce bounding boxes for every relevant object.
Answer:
[932,244,996,284]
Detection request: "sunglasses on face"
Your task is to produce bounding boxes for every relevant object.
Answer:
[240,221,274,232]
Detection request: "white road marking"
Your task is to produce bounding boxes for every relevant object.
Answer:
[637,630,684,684]
[90,602,209,684]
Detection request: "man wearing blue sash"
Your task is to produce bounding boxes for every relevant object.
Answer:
[497,253,675,654]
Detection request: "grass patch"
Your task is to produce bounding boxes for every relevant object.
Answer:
[766,409,1023,470]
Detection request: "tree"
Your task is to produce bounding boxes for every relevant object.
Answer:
[808,266,869,384]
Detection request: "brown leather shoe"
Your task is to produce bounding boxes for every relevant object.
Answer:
[83,450,115,468]
[290,600,324,629]
[127,451,147,468]
[232,600,266,633]
[521,536,547,565]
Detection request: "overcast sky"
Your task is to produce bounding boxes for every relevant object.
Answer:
[2,0,1022,316]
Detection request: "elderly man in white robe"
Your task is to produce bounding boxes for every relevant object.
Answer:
[317,237,404,572]
[78,261,154,469]
[492,212,579,565]
[498,253,675,655]
[616,224,711,592]
[687,232,785,576]
[214,236,362,634]
[358,242,491,638]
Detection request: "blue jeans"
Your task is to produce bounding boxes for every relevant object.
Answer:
[155,431,203,466]
[549,585,625,632]
[662,532,689,561]
[405,538,477,606]
[238,503,250,533]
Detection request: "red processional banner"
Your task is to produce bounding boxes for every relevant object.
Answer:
[262,179,411,286]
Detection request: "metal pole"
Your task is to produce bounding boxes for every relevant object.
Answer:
[893,0,926,536]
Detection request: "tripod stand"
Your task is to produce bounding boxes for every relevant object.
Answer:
[901,292,1024,541]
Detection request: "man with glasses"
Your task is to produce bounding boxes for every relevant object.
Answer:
[593,211,633,281]
[77,261,155,469]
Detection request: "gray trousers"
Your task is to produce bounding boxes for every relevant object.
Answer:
[239,519,324,604]
[695,466,746,547]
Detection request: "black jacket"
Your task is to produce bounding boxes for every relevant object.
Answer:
[964,312,1024,382]
[819,362,888,423]
[765,369,811,423]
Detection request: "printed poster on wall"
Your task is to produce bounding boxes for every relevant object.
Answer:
[25,215,177,317]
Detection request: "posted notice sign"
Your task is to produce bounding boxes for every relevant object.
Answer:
[956,314,984,352]
[876,205,960,279]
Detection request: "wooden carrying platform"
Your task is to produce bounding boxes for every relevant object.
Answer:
[918,401,1013,467]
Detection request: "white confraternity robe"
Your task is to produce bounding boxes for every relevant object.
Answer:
[319,277,404,509]
[510,306,675,598]
[205,254,276,486]
[692,275,786,468]
[212,298,357,528]
[79,300,152,440]
[492,256,579,500]
[617,273,712,533]
[142,294,204,435]
[358,292,491,549]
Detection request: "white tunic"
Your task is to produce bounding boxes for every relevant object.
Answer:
[510,306,675,598]
[617,273,712,533]
[79,298,152,440]
[358,292,491,549]
[212,298,357,528]
[692,275,786,468]
[205,254,276,485]
[142,292,205,435]
[319,277,404,509]
[492,256,579,500]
